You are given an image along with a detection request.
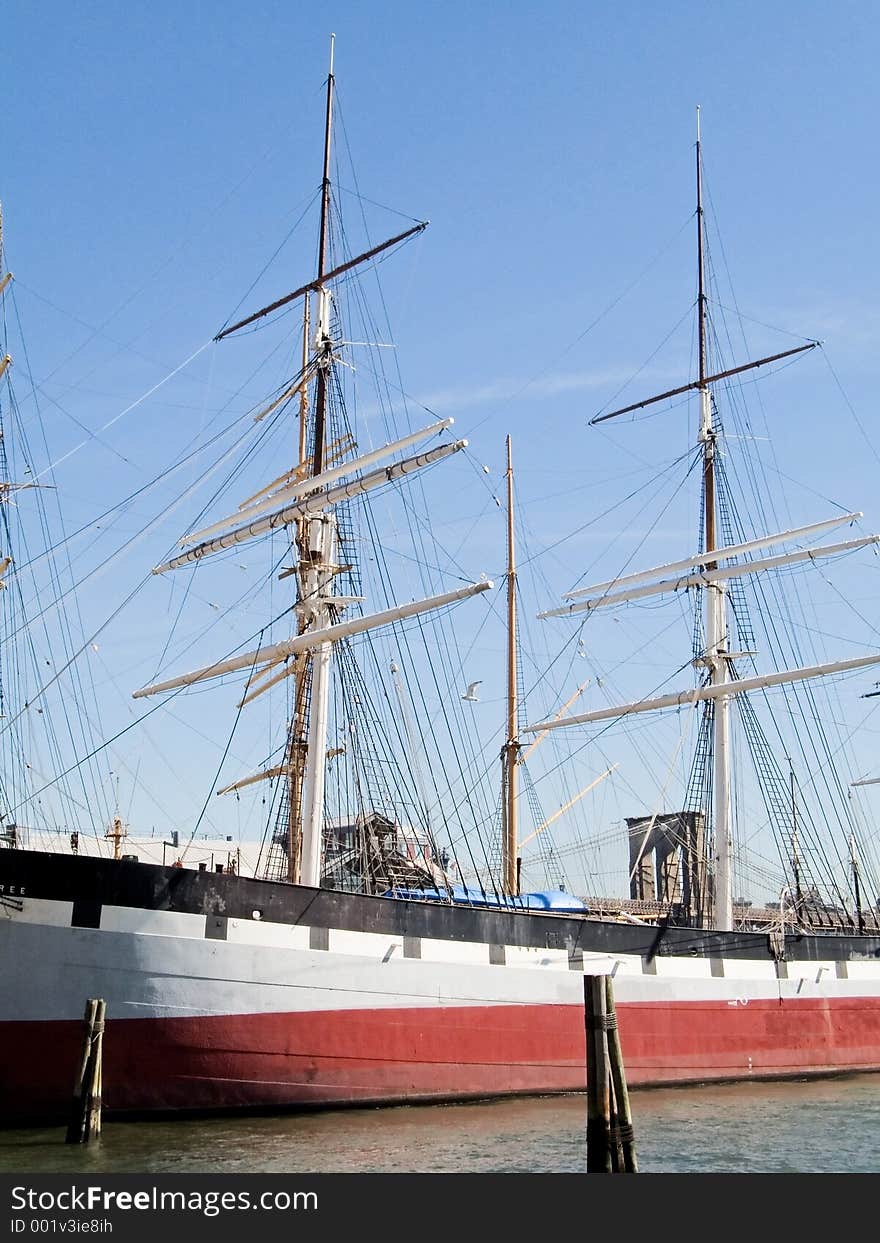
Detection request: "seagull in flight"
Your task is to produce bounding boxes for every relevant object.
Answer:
[462,681,482,702]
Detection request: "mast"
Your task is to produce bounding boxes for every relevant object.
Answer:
[298,294,311,495]
[541,121,860,936]
[299,33,337,888]
[502,436,519,895]
[299,513,335,887]
[696,107,733,932]
[143,48,487,892]
[312,32,335,478]
[285,296,312,882]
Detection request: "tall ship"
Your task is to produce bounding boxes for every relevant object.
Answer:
[3,54,880,1123]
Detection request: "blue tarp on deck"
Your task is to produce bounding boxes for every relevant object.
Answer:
[381,884,588,914]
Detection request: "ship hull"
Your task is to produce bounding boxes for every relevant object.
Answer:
[3,850,880,1123]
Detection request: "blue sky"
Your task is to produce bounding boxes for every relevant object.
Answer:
[4,2,880,900]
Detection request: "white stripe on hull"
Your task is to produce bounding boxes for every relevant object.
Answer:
[4,898,880,1025]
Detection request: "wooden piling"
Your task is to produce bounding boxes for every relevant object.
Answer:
[87,999,105,1139]
[583,974,612,1172]
[65,998,105,1144]
[608,1077,625,1173]
[584,973,638,1173]
[605,974,638,1172]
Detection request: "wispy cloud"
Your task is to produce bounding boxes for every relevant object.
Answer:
[356,365,680,424]
[755,302,880,356]
[418,366,680,414]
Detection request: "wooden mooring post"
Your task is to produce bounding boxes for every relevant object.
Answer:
[65,998,105,1144]
[583,974,638,1173]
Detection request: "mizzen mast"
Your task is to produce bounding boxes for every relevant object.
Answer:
[532,112,864,933]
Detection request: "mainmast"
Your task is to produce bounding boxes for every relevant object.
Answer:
[502,436,519,895]
[299,33,337,888]
[696,107,733,932]
[284,297,312,882]
[312,32,335,478]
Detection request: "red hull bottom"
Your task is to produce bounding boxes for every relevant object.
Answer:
[4,998,880,1123]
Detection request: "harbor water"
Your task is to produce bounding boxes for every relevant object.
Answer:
[4,1075,880,1174]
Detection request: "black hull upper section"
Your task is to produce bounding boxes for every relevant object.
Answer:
[3,847,880,964]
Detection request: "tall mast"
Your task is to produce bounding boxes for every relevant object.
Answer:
[539,121,846,935]
[312,32,335,478]
[161,49,479,890]
[502,436,519,895]
[696,110,708,430]
[696,107,733,932]
[285,296,313,882]
[299,33,338,887]
[697,105,717,554]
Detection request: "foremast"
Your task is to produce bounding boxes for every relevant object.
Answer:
[298,35,337,887]
[134,40,492,890]
[284,297,311,883]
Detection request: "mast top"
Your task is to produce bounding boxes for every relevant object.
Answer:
[696,105,707,393]
[328,32,335,76]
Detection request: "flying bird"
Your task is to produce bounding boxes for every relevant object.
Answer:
[462,681,482,702]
